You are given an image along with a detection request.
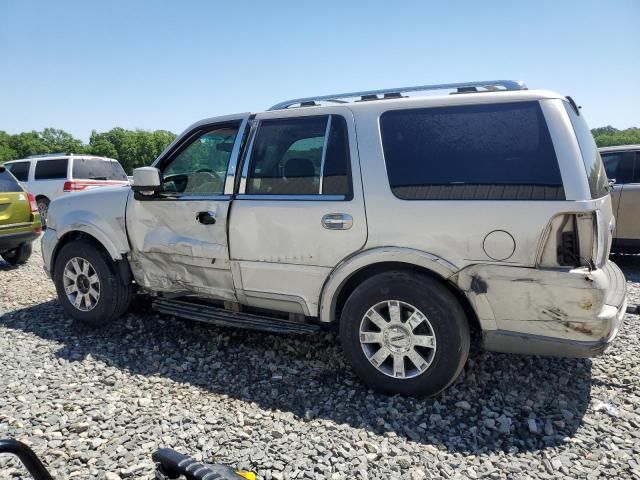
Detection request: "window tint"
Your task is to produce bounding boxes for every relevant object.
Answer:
[5,162,30,182]
[34,159,68,180]
[563,103,608,199]
[0,168,22,192]
[73,158,128,181]
[246,115,351,197]
[380,102,564,200]
[601,152,635,184]
[161,124,239,195]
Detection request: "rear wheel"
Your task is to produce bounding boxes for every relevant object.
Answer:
[339,271,470,397]
[37,197,50,226]
[53,239,132,326]
[1,243,33,265]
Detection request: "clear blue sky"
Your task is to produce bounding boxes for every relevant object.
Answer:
[1,0,638,141]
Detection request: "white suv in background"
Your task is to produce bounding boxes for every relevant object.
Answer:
[4,154,129,223]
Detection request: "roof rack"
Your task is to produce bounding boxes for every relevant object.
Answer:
[269,79,527,111]
[26,152,70,158]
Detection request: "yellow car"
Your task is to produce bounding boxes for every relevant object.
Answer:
[0,165,41,265]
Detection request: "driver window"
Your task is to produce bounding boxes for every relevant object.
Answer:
[161,125,239,195]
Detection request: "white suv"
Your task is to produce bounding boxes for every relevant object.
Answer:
[41,80,627,396]
[4,154,129,223]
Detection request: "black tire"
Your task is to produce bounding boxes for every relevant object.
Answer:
[339,271,470,397]
[53,239,132,326]
[1,243,33,265]
[37,197,50,226]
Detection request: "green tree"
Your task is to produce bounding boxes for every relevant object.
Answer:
[0,131,17,163]
[592,126,640,147]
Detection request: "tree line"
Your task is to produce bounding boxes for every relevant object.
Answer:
[1,125,639,174]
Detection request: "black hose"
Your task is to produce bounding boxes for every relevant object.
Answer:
[0,439,53,480]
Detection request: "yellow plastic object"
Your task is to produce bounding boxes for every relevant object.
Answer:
[235,471,257,480]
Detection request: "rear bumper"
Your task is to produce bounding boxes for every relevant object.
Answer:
[483,298,626,357]
[457,261,627,358]
[0,230,39,252]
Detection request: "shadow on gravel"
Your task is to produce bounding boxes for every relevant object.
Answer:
[1,296,597,456]
[610,253,640,282]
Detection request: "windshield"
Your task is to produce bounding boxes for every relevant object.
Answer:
[72,158,128,181]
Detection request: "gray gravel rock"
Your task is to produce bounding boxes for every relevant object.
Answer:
[1,241,639,479]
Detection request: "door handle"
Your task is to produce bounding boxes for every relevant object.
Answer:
[322,213,353,230]
[196,211,216,225]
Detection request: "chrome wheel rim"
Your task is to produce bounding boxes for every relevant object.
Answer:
[359,300,437,379]
[62,257,100,312]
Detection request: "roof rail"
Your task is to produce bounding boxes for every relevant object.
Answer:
[26,152,70,158]
[269,80,527,111]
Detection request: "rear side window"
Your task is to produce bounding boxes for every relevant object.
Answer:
[380,102,564,200]
[34,159,68,180]
[72,158,128,181]
[562,103,608,199]
[246,115,351,197]
[0,168,22,192]
[601,152,635,184]
[5,161,30,182]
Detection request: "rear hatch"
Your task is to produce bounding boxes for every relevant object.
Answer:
[66,158,129,192]
[0,167,32,228]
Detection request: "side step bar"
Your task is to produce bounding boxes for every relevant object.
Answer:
[152,297,320,335]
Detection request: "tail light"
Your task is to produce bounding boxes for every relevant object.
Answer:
[63,180,119,192]
[27,193,38,213]
[63,181,89,192]
[28,193,42,233]
[539,212,601,269]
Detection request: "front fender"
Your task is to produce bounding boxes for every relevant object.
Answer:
[318,247,459,323]
[47,187,131,262]
[55,215,128,260]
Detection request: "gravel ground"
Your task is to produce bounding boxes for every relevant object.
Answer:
[1,240,639,480]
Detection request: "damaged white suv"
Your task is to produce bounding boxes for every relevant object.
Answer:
[42,80,627,396]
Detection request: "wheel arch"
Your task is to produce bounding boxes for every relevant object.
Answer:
[50,228,129,282]
[35,194,50,203]
[319,247,481,333]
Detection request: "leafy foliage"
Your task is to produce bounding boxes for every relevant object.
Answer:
[591,126,640,148]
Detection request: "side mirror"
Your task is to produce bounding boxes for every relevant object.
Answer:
[132,167,162,195]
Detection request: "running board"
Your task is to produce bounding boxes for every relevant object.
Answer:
[152,297,320,335]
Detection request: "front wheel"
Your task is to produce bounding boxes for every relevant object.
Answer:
[1,243,33,265]
[339,271,470,397]
[53,239,132,326]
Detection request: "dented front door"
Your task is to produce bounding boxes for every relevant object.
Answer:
[126,114,250,300]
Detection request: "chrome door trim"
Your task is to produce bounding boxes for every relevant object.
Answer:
[319,116,332,194]
[235,194,346,201]
[223,116,250,195]
[154,194,232,201]
[238,121,259,194]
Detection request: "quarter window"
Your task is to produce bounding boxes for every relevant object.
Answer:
[73,158,128,181]
[246,115,351,197]
[380,102,565,200]
[601,152,635,184]
[160,124,240,196]
[34,159,68,180]
[5,161,29,182]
